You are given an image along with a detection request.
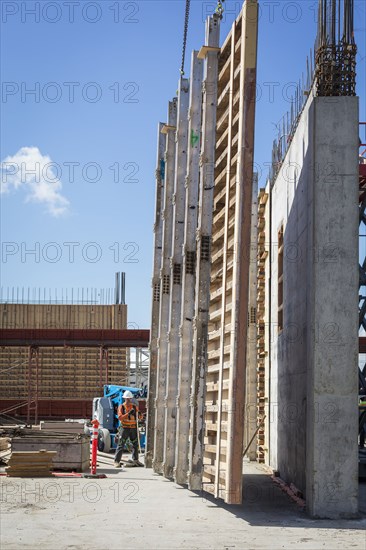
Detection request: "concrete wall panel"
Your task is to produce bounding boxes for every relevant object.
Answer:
[266,94,359,518]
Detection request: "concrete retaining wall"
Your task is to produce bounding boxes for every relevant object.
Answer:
[266,95,359,518]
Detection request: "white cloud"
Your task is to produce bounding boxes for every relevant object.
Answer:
[1,146,70,217]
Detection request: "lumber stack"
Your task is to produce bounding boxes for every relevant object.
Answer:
[5,450,56,477]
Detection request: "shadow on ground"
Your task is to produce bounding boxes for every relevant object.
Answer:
[185,463,366,528]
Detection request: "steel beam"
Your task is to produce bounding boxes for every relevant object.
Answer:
[0,328,149,348]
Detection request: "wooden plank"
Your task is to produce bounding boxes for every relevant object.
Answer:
[205,422,228,432]
[203,464,226,481]
[197,45,220,60]
[205,444,227,455]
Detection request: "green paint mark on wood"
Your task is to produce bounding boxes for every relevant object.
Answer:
[191,129,199,148]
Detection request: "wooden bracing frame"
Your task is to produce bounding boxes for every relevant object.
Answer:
[202,1,258,504]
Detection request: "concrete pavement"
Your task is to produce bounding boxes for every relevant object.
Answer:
[1,461,365,549]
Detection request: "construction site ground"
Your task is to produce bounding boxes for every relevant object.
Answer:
[1,459,365,550]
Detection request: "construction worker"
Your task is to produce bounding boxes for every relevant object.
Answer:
[114,390,143,467]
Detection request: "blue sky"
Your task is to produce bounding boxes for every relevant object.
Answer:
[1,0,365,328]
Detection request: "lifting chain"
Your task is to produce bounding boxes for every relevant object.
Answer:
[179,0,224,76]
[215,0,225,19]
[180,0,191,76]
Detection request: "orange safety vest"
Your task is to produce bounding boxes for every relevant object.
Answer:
[118,403,138,428]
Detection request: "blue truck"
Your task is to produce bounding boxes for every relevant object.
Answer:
[93,385,146,453]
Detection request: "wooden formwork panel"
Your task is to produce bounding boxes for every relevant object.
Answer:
[0,304,127,330]
[0,399,93,419]
[0,346,129,401]
[203,1,258,504]
[256,189,268,462]
[0,304,129,409]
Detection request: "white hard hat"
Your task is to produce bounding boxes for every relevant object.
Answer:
[123,390,133,399]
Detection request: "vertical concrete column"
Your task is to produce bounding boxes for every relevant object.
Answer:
[306,96,359,518]
[175,51,204,485]
[188,13,220,491]
[153,99,178,474]
[145,123,167,468]
[163,78,190,479]
[244,173,259,460]
[226,0,258,504]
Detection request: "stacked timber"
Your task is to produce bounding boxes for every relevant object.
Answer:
[256,189,268,463]
[6,450,56,477]
[1,427,90,472]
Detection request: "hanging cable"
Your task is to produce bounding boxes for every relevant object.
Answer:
[179,0,226,75]
[180,0,191,76]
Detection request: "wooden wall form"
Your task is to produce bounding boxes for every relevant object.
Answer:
[203,1,258,504]
[0,304,129,405]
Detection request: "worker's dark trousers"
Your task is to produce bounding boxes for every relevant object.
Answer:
[114,426,139,463]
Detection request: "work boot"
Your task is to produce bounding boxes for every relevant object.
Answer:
[133,459,144,467]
